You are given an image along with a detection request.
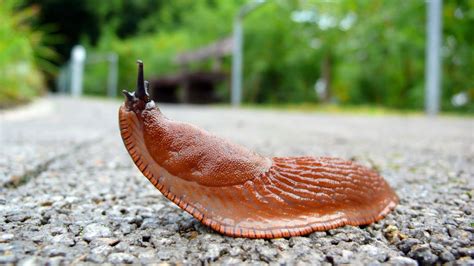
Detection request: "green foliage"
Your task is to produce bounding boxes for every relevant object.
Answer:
[332,1,427,109]
[442,0,474,112]
[83,31,190,96]
[22,0,474,112]
[0,0,55,107]
[244,3,321,103]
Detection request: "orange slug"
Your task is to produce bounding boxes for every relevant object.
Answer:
[119,60,398,239]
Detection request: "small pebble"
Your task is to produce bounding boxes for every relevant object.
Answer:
[108,253,137,264]
[0,233,14,243]
[82,223,112,242]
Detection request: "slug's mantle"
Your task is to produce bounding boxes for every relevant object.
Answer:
[119,60,399,239]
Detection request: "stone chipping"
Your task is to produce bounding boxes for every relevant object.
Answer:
[0,97,472,265]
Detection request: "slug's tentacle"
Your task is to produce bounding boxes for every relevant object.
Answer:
[122,90,135,103]
[134,60,149,102]
[122,60,153,112]
[119,60,399,239]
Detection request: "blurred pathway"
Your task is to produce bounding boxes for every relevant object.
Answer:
[0,96,473,264]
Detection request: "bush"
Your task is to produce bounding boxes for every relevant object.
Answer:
[0,1,53,107]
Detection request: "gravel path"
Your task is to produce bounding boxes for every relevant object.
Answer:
[0,97,473,265]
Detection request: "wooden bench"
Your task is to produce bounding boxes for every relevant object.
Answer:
[149,38,233,104]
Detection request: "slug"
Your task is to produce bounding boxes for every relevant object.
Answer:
[119,60,398,239]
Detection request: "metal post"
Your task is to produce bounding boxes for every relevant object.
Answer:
[231,18,243,107]
[231,0,267,107]
[425,0,442,116]
[70,45,86,97]
[107,53,118,98]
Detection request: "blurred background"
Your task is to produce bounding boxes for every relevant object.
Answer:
[0,0,473,113]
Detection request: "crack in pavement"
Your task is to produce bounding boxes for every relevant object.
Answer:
[2,137,103,189]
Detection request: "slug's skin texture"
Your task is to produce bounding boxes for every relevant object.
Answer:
[139,108,272,187]
[119,61,399,239]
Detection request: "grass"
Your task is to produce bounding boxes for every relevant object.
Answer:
[241,102,422,116]
[239,102,473,117]
[0,97,32,109]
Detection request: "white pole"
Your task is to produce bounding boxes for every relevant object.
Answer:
[230,0,267,107]
[231,18,243,107]
[70,45,86,97]
[425,0,442,116]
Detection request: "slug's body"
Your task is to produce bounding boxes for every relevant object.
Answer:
[119,61,398,238]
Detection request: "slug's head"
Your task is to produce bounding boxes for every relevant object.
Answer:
[122,60,155,112]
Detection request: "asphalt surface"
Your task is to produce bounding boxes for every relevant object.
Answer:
[0,96,473,265]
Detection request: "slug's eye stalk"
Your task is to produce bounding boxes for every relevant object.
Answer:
[122,60,152,111]
[122,90,135,104]
[135,60,149,101]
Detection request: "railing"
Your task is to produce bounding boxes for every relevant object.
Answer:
[57,45,118,98]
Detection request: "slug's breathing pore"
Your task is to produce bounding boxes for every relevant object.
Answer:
[119,60,399,239]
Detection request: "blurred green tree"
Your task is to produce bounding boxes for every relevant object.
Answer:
[17,0,473,112]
